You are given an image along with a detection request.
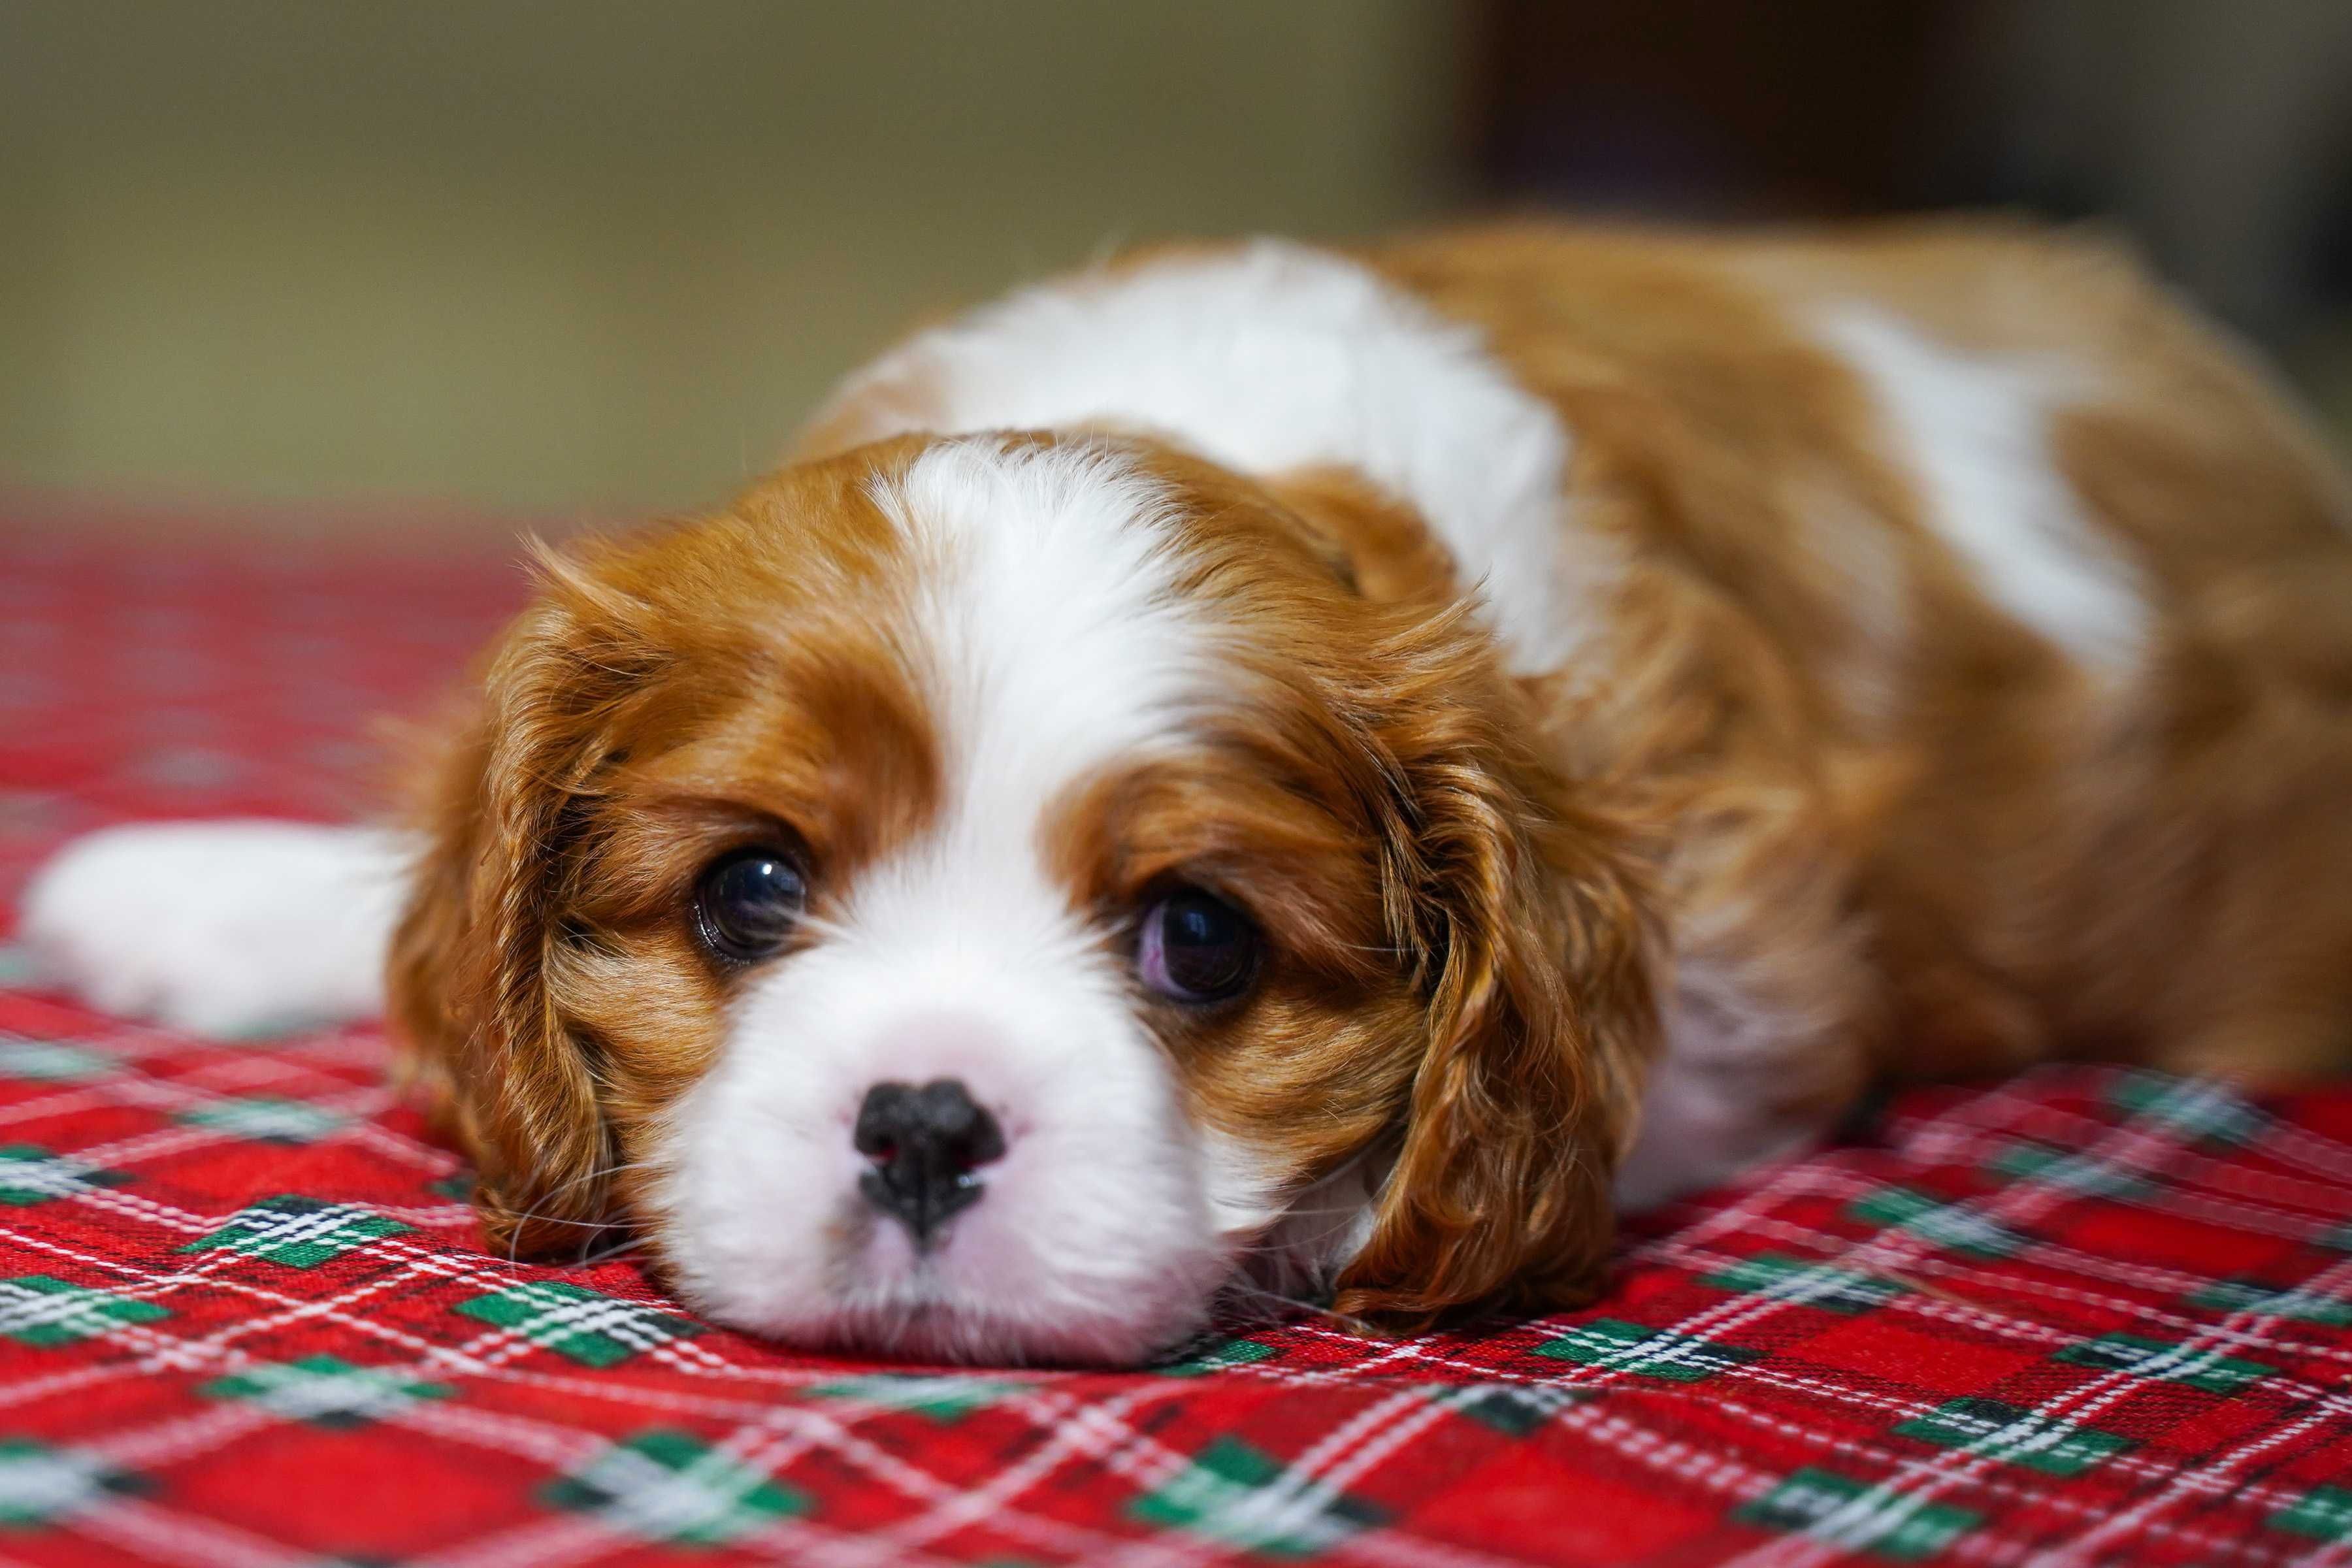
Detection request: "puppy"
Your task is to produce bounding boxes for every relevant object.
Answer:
[26,221,2352,1364]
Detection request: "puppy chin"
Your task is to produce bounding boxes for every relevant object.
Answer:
[653,1166,1231,1366]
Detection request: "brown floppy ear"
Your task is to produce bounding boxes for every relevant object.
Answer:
[388,550,670,1258]
[1331,610,1656,1329]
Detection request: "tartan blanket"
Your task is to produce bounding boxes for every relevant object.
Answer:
[4,534,2352,1568]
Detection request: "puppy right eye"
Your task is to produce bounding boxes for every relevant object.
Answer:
[693,847,807,964]
[1136,885,1260,1003]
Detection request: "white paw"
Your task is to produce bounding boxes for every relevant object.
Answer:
[20,822,413,1036]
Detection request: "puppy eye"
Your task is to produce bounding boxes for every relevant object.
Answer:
[693,847,807,964]
[1137,887,1259,1003]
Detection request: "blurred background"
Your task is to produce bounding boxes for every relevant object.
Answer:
[5,0,2351,535]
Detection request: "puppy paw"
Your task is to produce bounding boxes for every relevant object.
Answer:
[20,822,411,1036]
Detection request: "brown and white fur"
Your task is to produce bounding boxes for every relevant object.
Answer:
[25,220,2352,1364]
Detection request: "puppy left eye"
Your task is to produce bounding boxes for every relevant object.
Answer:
[1137,887,1260,1003]
[693,846,807,964]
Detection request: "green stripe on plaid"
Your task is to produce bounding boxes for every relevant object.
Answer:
[0,1439,142,1526]
[2056,1332,2275,1394]
[1128,1436,1386,1559]
[180,1196,413,1267]
[543,1429,806,1545]
[1451,1384,1586,1437]
[1737,1467,1982,1561]
[0,1038,111,1083]
[203,1356,449,1428]
[0,1275,169,1347]
[1845,1187,2025,1259]
[805,1375,1029,1422]
[1159,1338,1281,1377]
[1983,1141,2151,1198]
[453,1281,702,1368]
[1740,1467,1976,1561]
[1893,1397,2134,1476]
[1535,1318,1761,1382]
[178,1097,350,1145]
[2104,1075,2263,1145]
[2187,1278,2352,1324]
[1701,1252,1908,1313]
[0,1145,130,1207]
[2270,1484,2352,1544]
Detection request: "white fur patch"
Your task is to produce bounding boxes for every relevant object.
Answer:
[882,438,1223,825]
[21,822,410,1036]
[1201,1130,1382,1303]
[1614,973,1844,1212]
[817,241,1617,676]
[1816,305,2150,676]
[651,440,1247,1363]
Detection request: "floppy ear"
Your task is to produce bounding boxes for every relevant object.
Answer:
[387,551,670,1258]
[1332,610,1656,1329]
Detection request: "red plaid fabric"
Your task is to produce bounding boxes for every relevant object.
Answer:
[5,532,2352,1567]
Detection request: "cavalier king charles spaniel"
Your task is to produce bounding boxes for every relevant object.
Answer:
[26,221,2352,1364]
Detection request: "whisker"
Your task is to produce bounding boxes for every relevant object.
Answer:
[1216,1279,1377,1337]
[491,1159,661,1264]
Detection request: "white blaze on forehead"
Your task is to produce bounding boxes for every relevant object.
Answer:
[866,438,1224,879]
[834,436,1230,1003]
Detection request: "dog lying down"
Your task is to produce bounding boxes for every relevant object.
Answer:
[25,221,2352,1365]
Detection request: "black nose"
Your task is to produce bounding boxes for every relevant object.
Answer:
[853,1078,1006,1243]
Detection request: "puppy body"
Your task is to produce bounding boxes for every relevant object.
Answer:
[26,221,2352,1362]
[806,221,2352,1196]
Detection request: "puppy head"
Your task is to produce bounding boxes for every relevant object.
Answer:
[391,432,1652,1364]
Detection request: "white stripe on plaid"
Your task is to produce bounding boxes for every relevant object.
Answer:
[4,1163,2296,1568]
[0,1440,117,1526]
[549,1431,800,1543]
[43,1493,312,1568]
[204,1356,443,1426]
[67,1087,382,1169]
[449,1281,700,1365]
[1889,1070,2352,1205]
[1698,1183,2352,1392]
[0,1045,370,1136]
[1892,1115,2352,1249]
[1205,1082,2352,1563]
[0,1021,456,1180]
[1923,1095,2352,1216]
[1273,1321,2302,1566]
[1107,1388,1432,1567]
[0,1148,121,1203]
[0,1227,1225,1568]
[0,1036,112,1081]
[2041,1394,2347,1568]
[8,1026,2350,1567]
[0,1275,169,1352]
[964,1071,2342,1561]
[184,1198,405,1263]
[2019,1251,2352,1568]
[9,1189,1524,1568]
[1710,1093,2352,1568]
[856,1081,2352,1568]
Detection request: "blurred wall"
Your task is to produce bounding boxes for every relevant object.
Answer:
[1464,0,2352,457]
[9,1,2346,525]
[0,2,1463,517]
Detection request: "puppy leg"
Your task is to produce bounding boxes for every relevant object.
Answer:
[20,823,412,1036]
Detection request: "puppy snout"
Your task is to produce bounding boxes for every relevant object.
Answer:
[853,1078,1005,1244]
